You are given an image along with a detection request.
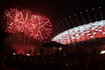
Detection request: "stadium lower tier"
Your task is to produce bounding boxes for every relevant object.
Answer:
[1,54,105,70]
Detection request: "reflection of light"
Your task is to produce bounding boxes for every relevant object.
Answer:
[53,47,58,50]
[13,53,16,55]
[53,47,56,50]
[66,63,68,66]
[59,47,62,51]
[53,47,62,51]
[26,53,30,56]
[100,50,105,54]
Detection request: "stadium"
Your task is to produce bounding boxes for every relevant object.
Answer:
[1,0,105,70]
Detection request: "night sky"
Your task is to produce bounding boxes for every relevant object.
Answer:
[0,0,105,46]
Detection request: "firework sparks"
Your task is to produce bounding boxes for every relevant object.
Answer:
[52,20,105,44]
[4,8,52,41]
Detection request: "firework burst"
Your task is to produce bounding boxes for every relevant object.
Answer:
[4,8,52,41]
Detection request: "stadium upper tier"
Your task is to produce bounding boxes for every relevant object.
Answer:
[52,20,105,45]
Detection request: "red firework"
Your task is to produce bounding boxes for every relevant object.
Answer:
[4,8,52,41]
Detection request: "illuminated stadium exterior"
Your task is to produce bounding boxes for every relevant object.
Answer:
[52,20,105,45]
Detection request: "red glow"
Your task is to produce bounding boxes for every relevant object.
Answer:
[11,43,38,56]
[4,8,52,41]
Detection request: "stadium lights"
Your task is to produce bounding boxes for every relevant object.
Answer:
[100,50,105,54]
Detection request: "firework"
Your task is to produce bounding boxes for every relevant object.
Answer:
[4,8,52,41]
[52,20,105,44]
